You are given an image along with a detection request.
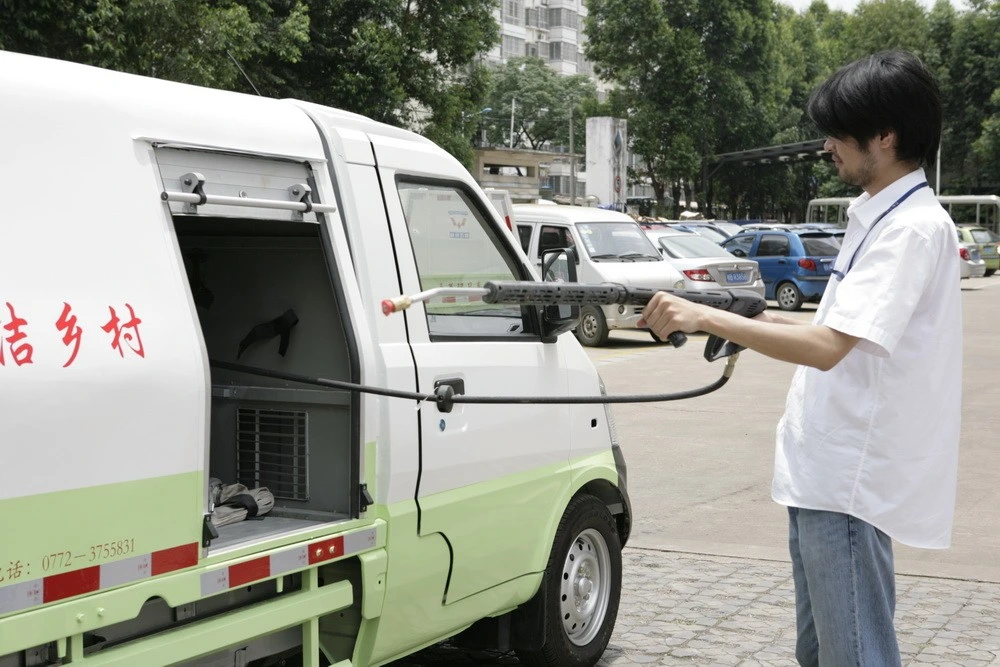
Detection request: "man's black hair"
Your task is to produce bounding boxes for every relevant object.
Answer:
[807,50,941,167]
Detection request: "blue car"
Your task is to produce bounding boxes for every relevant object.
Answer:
[721,230,841,310]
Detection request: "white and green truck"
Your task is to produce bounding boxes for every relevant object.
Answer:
[0,52,631,666]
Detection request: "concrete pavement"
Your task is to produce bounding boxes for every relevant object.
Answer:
[394,276,1000,665]
[398,548,1000,665]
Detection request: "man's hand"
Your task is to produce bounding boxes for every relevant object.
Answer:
[637,291,712,340]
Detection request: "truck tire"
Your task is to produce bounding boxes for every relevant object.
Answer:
[516,495,622,667]
[575,306,609,347]
[775,282,803,311]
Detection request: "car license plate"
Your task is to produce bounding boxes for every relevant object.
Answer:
[726,272,749,283]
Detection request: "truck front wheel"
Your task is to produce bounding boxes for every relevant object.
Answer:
[516,495,622,667]
[575,306,609,347]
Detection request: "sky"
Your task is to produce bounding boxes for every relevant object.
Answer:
[777,0,968,11]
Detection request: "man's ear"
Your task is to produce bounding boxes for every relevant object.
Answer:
[876,130,897,152]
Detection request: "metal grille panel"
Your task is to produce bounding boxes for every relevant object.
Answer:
[236,408,309,501]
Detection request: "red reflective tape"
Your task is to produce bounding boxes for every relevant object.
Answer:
[151,543,199,576]
[44,566,100,603]
[229,557,271,587]
[442,297,456,303]
[308,536,344,564]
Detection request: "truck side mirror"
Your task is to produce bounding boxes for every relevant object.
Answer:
[539,247,580,343]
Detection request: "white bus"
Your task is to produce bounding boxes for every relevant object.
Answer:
[807,194,1000,234]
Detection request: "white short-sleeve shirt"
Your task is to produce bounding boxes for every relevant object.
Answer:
[772,168,963,549]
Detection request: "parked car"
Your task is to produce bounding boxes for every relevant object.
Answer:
[721,230,840,310]
[667,223,730,244]
[637,219,740,243]
[956,224,998,277]
[957,232,987,279]
[515,204,686,346]
[645,228,765,297]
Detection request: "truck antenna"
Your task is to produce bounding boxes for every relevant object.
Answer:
[227,50,262,96]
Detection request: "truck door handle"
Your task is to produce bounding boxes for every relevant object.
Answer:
[433,378,465,413]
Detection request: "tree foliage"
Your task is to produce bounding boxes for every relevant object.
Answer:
[0,0,498,167]
[4,0,1000,206]
[482,57,598,152]
[582,0,1000,220]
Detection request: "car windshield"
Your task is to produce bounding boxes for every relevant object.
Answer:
[799,235,841,256]
[656,234,733,259]
[577,222,661,260]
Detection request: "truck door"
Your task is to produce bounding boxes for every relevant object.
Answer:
[373,143,576,604]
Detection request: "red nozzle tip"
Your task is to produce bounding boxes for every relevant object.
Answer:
[381,299,394,316]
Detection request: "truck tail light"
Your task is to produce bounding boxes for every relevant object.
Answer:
[798,258,817,271]
[960,247,971,261]
[683,269,713,282]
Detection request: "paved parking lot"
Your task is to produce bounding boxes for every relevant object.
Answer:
[396,278,1000,666]
[399,549,1000,665]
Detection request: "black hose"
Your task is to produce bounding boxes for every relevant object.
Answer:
[209,357,738,406]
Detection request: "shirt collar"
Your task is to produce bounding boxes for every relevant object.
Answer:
[847,167,928,230]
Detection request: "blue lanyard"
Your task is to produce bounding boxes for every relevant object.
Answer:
[832,181,928,281]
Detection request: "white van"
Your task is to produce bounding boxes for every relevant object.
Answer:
[0,52,630,667]
[514,204,686,346]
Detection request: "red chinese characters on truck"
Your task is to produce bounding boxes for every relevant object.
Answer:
[1,302,145,367]
[0,302,33,366]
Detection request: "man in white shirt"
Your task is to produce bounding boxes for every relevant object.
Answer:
[639,50,961,666]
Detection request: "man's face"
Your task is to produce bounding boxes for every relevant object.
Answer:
[824,135,877,188]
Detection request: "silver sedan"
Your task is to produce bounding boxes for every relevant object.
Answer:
[645,229,766,297]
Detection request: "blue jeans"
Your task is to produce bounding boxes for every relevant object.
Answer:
[788,507,901,667]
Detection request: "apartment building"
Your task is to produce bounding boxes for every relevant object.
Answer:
[483,0,595,79]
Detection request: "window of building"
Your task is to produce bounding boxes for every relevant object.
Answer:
[549,41,576,62]
[503,35,526,60]
[547,8,579,29]
[504,0,524,26]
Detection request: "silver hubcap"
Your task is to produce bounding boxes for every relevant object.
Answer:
[581,312,598,339]
[560,528,611,646]
[778,285,798,308]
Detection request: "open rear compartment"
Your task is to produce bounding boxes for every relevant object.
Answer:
[161,149,360,553]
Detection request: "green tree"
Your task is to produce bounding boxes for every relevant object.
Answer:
[842,0,932,61]
[942,1,1000,191]
[0,0,310,90]
[585,0,710,214]
[482,57,597,151]
[0,0,499,167]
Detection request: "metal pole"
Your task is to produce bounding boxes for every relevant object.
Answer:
[935,142,942,194]
[569,106,576,205]
[509,97,516,149]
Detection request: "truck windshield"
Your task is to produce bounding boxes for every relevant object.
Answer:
[577,222,661,261]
